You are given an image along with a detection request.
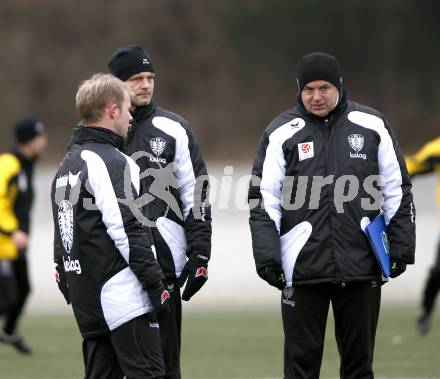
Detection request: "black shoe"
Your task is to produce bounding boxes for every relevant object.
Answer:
[11,336,32,354]
[0,332,32,354]
[417,313,431,336]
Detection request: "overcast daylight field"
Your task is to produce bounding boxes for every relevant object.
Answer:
[0,165,438,378]
[0,2,439,378]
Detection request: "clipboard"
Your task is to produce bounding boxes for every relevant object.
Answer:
[365,214,391,278]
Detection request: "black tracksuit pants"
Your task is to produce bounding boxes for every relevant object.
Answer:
[82,283,182,379]
[159,281,182,379]
[421,236,440,315]
[82,314,164,379]
[281,281,381,379]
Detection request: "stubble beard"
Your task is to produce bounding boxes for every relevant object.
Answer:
[131,94,152,108]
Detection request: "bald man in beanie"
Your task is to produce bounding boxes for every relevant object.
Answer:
[0,117,47,354]
[249,52,415,378]
[108,45,211,379]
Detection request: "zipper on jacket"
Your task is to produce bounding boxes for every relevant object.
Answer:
[323,117,339,282]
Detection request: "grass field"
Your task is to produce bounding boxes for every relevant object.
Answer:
[0,306,439,378]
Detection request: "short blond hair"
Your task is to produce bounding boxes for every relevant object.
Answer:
[75,73,128,124]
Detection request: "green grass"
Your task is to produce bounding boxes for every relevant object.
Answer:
[0,306,439,378]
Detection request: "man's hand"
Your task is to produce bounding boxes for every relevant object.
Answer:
[178,254,209,301]
[147,281,171,322]
[390,258,407,278]
[257,264,286,290]
[55,270,70,305]
[12,231,28,250]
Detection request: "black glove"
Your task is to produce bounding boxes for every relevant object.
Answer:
[55,270,70,305]
[390,258,407,278]
[177,253,209,301]
[146,281,171,322]
[257,264,286,290]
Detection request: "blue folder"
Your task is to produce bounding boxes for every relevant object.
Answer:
[365,214,391,278]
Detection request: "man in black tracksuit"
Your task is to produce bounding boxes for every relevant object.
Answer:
[52,74,170,379]
[248,52,415,379]
[108,45,212,379]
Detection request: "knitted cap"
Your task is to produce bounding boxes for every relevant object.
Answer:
[107,45,155,81]
[297,52,342,91]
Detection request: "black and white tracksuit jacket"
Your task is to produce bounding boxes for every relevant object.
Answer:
[124,102,211,281]
[51,127,164,338]
[249,90,415,287]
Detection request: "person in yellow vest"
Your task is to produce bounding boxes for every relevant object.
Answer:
[406,136,440,335]
[0,117,47,353]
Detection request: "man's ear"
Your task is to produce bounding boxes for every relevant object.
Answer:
[108,102,119,119]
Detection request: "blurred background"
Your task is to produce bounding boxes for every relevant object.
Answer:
[1,1,439,377]
[0,0,433,309]
[1,0,439,158]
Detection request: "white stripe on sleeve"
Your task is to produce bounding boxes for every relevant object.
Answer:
[347,111,403,225]
[261,119,305,232]
[152,116,195,220]
[81,150,130,262]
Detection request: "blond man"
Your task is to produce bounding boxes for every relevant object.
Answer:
[51,74,169,379]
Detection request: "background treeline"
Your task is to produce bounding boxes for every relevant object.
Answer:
[0,0,438,161]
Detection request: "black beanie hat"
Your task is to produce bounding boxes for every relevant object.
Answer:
[297,52,342,91]
[107,45,155,81]
[14,117,45,144]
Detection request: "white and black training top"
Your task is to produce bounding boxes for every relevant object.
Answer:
[51,126,164,338]
[249,90,416,287]
[125,102,212,281]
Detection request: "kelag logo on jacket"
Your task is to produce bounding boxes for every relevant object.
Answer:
[348,134,367,160]
[58,199,82,275]
[58,200,73,254]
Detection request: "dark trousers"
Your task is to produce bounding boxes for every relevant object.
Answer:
[282,282,381,379]
[82,314,164,379]
[159,282,182,379]
[0,261,18,315]
[422,236,440,315]
[3,252,30,335]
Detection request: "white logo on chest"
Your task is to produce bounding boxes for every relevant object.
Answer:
[150,137,166,156]
[348,134,366,160]
[150,137,167,164]
[58,200,74,254]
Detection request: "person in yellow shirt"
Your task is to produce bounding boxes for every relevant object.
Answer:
[406,136,440,335]
[0,117,47,353]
